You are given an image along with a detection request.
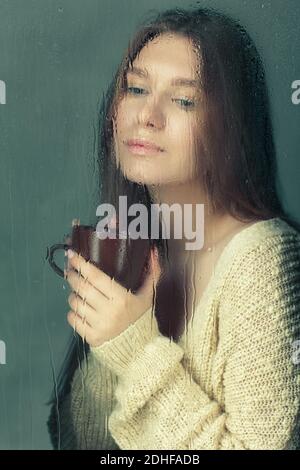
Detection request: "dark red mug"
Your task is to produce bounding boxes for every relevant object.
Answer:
[46,218,152,293]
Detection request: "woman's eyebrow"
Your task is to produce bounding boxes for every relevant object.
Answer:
[127,66,198,88]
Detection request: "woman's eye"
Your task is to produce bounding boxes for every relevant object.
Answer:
[173,98,195,109]
[126,86,195,110]
[126,86,145,95]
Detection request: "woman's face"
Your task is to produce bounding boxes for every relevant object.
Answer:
[113,33,204,186]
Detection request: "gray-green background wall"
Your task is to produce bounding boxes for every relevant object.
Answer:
[0,0,299,449]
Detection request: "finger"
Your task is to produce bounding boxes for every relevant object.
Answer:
[67,249,126,300]
[67,269,108,311]
[68,292,101,328]
[67,309,94,342]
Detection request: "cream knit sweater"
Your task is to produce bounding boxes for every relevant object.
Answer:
[48,217,300,450]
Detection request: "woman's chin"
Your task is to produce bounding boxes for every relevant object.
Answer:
[121,169,167,186]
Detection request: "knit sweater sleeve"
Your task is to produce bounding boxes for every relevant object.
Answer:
[47,351,121,450]
[90,235,300,450]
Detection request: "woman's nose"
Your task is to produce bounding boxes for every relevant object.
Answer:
[137,99,166,130]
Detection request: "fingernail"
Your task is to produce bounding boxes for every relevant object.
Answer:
[67,249,74,259]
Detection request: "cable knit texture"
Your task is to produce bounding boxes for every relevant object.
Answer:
[47,217,300,449]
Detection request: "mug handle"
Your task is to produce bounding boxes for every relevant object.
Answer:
[47,243,70,278]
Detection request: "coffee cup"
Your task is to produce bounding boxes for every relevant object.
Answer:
[46,218,151,293]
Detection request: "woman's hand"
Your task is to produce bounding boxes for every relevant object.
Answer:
[65,247,161,348]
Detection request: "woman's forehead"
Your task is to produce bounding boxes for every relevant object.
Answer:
[133,34,198,67]
[127,42,200,83]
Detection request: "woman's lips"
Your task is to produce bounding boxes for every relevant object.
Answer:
[124,139,164,155]
[127,144,162,155]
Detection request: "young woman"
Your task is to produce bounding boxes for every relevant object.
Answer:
[47,6,300,450]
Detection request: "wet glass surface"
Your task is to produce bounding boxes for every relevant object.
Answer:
[0,0,300,450]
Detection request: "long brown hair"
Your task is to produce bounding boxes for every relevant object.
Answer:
[47,5,300,448]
